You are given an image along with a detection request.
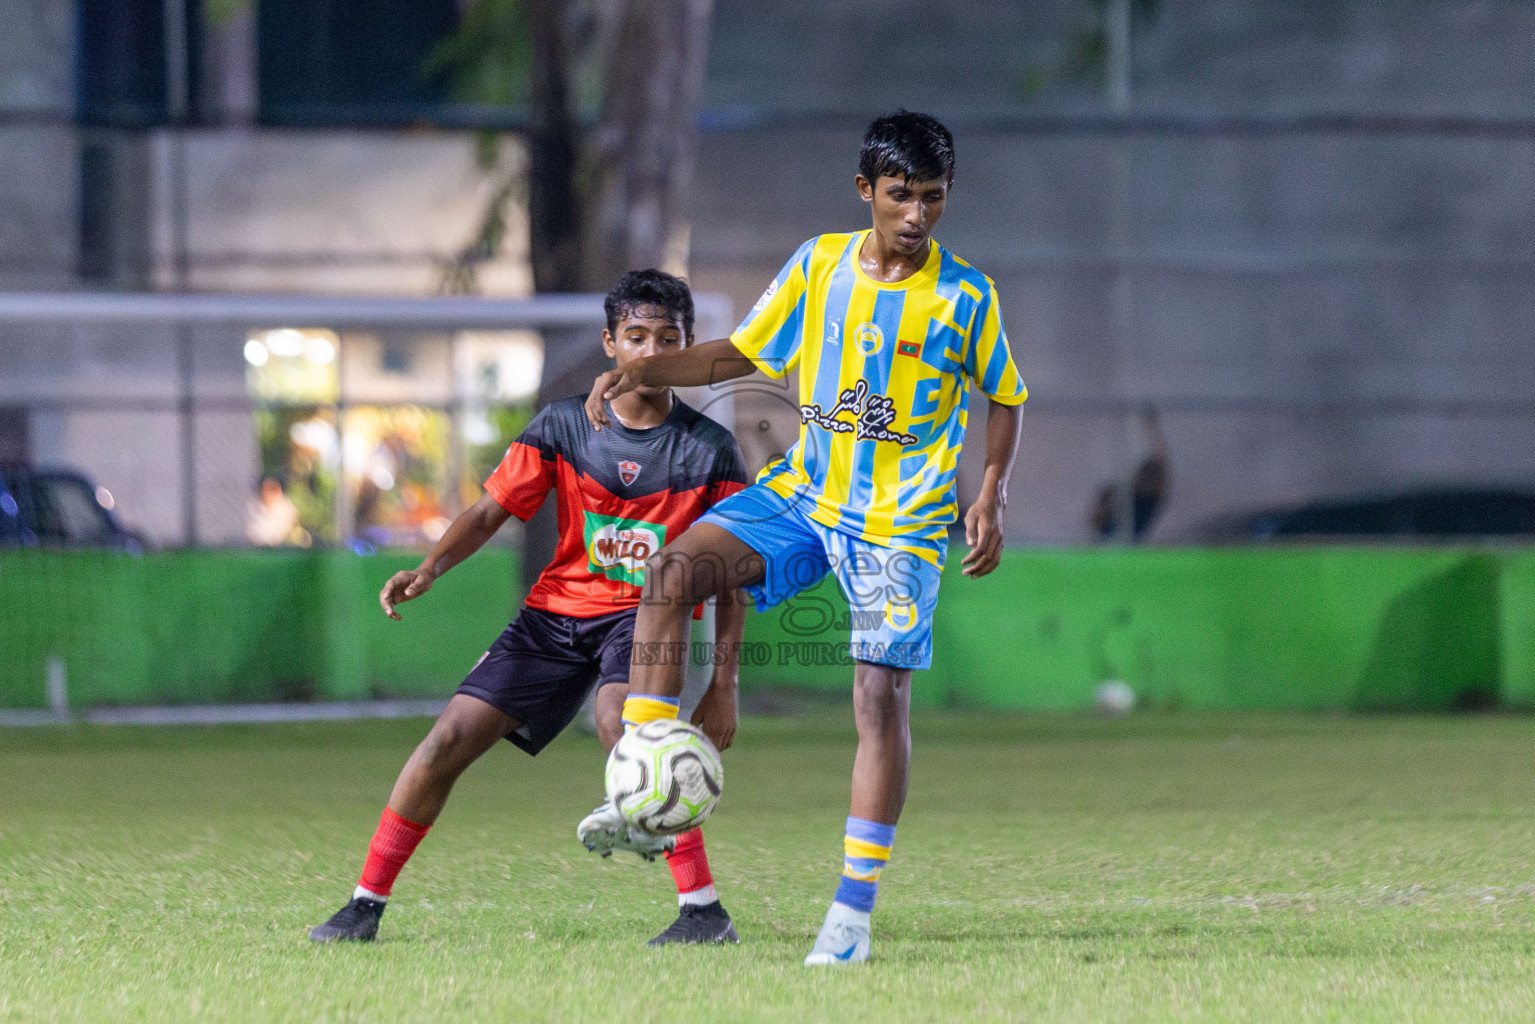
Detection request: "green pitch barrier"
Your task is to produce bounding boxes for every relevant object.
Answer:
[0,548,519,708]
[751,547,1522,712]
[1,546,1532,711]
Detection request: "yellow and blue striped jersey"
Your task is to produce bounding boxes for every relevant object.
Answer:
[731,230,1027,564]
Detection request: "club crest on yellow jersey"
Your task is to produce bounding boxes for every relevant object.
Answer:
[852,322,883,355]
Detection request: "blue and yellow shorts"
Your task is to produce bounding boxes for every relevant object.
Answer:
[697,483,943,670]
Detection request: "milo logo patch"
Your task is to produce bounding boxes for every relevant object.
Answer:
[583,512,667,586]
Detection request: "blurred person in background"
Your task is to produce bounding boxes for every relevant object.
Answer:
[1090,407,1170,542]
[246,476,308,547]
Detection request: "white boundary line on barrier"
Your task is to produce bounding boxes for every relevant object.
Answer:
[0,699,450,728]
[0,291,734,332]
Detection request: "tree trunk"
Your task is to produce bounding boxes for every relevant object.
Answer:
[523,0,586,294]
[585,0,714,284]
[521,0,715,596]
[518,0,584,595]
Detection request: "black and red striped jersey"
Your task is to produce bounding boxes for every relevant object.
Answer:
[485,394,748,618]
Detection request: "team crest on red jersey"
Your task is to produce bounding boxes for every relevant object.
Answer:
[617,460,642,485]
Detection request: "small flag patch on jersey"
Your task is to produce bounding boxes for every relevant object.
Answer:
[618,460,642,485]
[897,339,921,358]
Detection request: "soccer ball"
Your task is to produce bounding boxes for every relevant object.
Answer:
[604,720,723,835]
[1095,679,1136,717]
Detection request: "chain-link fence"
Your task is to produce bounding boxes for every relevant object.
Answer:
[0,292,737,551]
[0,292,741,713]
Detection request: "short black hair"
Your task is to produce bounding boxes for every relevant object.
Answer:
[604,268,694,339]
[859,110,955,185]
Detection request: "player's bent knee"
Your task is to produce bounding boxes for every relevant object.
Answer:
[853,665,909,699]
[593,681,628,752]
[414,719,486,775]
[413,729,462,770]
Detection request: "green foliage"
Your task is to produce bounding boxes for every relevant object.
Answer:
[422,0,534,289]
[7,712,1535,1021]
[423,0,535,293]
[424,0,611,293]
[439,179,520,295]
[421,0,532,109]
[466,403,536,485]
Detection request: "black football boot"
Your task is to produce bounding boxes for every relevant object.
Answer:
[646,901,740,947]
[309,897,386,942]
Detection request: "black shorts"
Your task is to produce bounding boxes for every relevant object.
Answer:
[455,606,635,756]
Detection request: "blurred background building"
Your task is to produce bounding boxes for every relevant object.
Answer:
[2,0,1533,547]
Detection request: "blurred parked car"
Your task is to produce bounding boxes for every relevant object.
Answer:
[1198,487,1535,542]
[0,465,145,550]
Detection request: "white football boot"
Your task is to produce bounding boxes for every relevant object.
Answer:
[803,902,872,965]
[576,799,674,861]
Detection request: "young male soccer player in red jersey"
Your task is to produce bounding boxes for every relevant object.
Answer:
[309,270,749,946]
[584,112,1026,964]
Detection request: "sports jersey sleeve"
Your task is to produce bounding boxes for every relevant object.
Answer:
[704,437,750,508]
[729,238,816,379]
[963,280,1028,406]
[483,407,557,519]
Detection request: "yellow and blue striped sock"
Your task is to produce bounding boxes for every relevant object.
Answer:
[621,694,680,732]
[832,816,896,913]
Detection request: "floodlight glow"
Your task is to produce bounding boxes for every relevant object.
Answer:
[342,428,369,476]
[305,335,337,364]
[455,333,544,402]
[265,329,305,358]
[243,340,269,366]
[290,419,340,467]
[500,339,542,400]
[463,411,497,446]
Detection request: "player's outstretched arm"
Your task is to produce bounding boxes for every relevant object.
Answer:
[690,588,749,750]
[960,398,1023,579]
[585,338,757,430]
[379,493,513,619]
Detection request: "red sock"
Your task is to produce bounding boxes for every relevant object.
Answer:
[357,808,430,898]
[664,827,715,900]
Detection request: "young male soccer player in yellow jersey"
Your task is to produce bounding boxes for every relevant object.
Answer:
[308,270,750,947]
[583,111,1026,964]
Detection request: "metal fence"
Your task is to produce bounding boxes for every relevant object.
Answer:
[0,292,736,550]
[3,287,1535,550]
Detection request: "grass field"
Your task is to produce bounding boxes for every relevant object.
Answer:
[5,710,1535,1023]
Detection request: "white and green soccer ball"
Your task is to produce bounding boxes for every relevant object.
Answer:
[604,720,723,835]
